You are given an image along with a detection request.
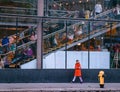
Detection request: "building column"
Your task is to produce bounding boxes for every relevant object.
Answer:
[37,0,44,69]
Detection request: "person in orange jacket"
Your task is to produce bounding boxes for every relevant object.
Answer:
[71,60,83,83]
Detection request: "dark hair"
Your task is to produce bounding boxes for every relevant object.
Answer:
[76,60,79,62]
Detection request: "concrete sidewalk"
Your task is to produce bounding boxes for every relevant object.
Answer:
[0,83,120,92]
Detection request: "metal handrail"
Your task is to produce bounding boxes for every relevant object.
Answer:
[43,8,119,56]
[0,6,37,15]
[94,8,115,18]
[0,6,36,10]
[11,0,37,8]
[43,22,119,57]
[0,8,119,41]
[43,8,117,39]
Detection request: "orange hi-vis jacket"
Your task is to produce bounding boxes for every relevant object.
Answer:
[74,62,82,77]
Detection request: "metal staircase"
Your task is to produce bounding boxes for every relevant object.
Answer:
[43,8,119,56]
[8,8,118,57]
[0,8,119,66]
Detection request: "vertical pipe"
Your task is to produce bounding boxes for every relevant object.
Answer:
[36,18,43,69]
[37,0,44,16]
[37,0,44,69]
[45,0,48,16]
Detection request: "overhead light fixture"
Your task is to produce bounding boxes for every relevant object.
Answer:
[66,3,68,5]
[79,0,82,3]
[101,37,103,39]
[53,4,56,7]
[59,3,62,6]
[72,1,75,4]
[77,43,81,46]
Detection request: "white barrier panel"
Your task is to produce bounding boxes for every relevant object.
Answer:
[21,51,110,69]
[21,59,37,69]
[43,51,110,69]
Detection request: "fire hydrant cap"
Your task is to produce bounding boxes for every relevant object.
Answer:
[99,71,104,75]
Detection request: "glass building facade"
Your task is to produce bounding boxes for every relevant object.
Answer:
[0,0,120,69]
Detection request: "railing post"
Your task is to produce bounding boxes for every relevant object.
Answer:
[110,22,113,68]
[15,17,18,54]
[44,0,48,16]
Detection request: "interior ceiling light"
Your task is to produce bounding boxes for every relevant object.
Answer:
[77,43,81,46]
[79,0,82,3]
[101,37,103,39]
[72,1,75,4]
[66,3,68,5]
[59,3,62,6]
[53,4,56,7]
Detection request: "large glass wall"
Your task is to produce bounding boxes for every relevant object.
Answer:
[0,0,37,15]
[0,0,120,69]
[0,13,120,69]
[0,14,37,69]
[45,0,111,17]
[42,17,120,69]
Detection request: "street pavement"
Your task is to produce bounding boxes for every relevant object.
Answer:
[0,83,120,92]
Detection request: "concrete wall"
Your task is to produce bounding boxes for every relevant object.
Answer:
[0,69,120,83]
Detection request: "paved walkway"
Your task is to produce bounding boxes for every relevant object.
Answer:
[0,83,120,92]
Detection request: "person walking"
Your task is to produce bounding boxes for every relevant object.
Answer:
[71,60,83,83]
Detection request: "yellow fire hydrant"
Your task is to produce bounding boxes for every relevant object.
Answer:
[98,70,105,88]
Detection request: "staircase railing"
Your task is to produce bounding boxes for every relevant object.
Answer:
[11,0,37,8]
[43,8,119,56]
[0,8,117,56]
[0,8,119,66]
[0,6,37,15]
